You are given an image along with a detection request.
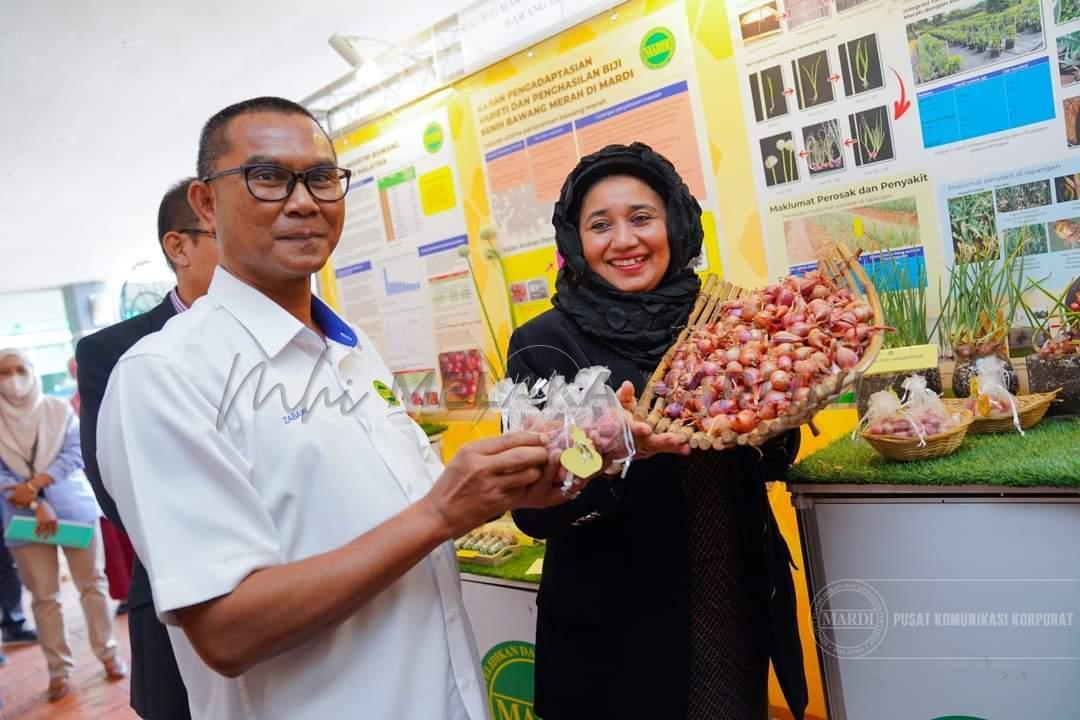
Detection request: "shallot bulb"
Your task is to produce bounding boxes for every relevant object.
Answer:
[835,345,859,369]
[770,370,792,391]
[732,410,759,433]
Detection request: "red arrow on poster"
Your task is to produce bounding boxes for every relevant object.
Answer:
[828,73,841,82]
[891,67,912,120]
[783,88,795,96]
[844,137,858,146]
[798,150,810,158]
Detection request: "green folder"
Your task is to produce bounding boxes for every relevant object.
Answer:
[4,516,94,549]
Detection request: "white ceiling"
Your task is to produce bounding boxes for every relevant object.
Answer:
[0,0,473,294]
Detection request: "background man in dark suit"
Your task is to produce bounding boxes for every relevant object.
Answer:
[77,178,218,719]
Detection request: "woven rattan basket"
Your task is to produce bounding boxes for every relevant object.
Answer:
[942,390,1059,434]
[860,409,974,462]
[635,244,885,450]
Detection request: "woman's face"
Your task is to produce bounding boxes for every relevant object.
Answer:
[0,356,34,401]
[578,175,671,293]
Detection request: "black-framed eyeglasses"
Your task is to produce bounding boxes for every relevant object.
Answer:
[200,164,352,202]
[176,228,214,237]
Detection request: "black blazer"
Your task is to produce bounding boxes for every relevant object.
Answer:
[77,296,191,719]
[508,309,808,720]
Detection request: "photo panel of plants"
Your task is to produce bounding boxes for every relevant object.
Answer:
[1056,0,1080,25]
[838,33,884,96]
[785,0,831,30]
[801,118,846,176]
[1054,173,1080,202]
[740,2,783,42]
[948,190,1000,263]
[907,0,1045,86]
[783,196,921,272]
[749,65,789,122]
[1058,30,1080,86]
[994,179,1052,213]
[835,0,876,12]
[792,49,835,109]
[760,130,800,187]
[1048,217,1080,251]
[1002,222,1049,257]
[848,105,895,166]
[1065,96,1080,147]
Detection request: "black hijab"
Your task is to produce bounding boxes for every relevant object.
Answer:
[551,142,703,371]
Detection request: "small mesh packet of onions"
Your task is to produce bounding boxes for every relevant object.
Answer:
[966,355,1024,434]
[492,368,636,480]
[861,374,959,446]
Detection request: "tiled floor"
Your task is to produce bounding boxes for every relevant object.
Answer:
[0,563,136,720]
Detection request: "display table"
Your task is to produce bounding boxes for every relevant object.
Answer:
[788,417,1080,720]
[459,546,543,718]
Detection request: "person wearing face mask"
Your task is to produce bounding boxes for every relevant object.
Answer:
[0,349,127,703]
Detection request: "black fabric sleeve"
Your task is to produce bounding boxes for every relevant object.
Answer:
[76,334,125,530]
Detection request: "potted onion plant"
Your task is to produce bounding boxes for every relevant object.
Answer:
[856,255,939,417]
[938,242,1025,397]
[1020,277,1080,415]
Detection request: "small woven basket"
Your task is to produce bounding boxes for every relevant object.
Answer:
[860,409,974,462]
[636,244,884,450]
[942,390,1060,434]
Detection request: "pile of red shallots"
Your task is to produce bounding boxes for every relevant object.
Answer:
[651,271,879,438]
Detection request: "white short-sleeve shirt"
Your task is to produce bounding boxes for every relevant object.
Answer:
[98,267,487,720]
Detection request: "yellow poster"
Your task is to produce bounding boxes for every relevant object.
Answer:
[469,3,725,290]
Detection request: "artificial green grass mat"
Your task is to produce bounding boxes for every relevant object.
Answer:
[458,543,545,584]
[790,416,1080,487]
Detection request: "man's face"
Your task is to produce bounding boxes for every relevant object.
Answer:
[197,112,344,290]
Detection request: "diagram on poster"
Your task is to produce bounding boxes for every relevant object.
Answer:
[331,108,487,408]
[470,4,724,273]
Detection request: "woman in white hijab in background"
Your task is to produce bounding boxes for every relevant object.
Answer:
[0,349,126,703]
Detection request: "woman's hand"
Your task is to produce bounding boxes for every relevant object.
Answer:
[6,481,40,508]
[614,381,690,460]
[35,500,59,540]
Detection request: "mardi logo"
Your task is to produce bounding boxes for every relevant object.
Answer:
[372,379,400,407]
[640,27,676,70]
[482,640,536,720]
[423,122,445,153]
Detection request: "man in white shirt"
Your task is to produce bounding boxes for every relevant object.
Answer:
[98,96,578,720]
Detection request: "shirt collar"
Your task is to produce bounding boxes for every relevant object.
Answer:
[207,267,358,358]
[168,288,188,314]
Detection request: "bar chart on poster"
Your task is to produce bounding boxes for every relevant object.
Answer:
[330,107,487,408]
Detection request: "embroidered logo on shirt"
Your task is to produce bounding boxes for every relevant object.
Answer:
[282,408,308,425]
[372,380,400,407]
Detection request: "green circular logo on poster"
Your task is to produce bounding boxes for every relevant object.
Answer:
[423,122,444,153]
[482,641,536,719]
[640,27,676,70]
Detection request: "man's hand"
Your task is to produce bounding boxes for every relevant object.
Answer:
[424,432,557,538]
[35,500,59,540]
[614,381,690,460]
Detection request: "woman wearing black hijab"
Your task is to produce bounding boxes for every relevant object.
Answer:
[508,143,808,720]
